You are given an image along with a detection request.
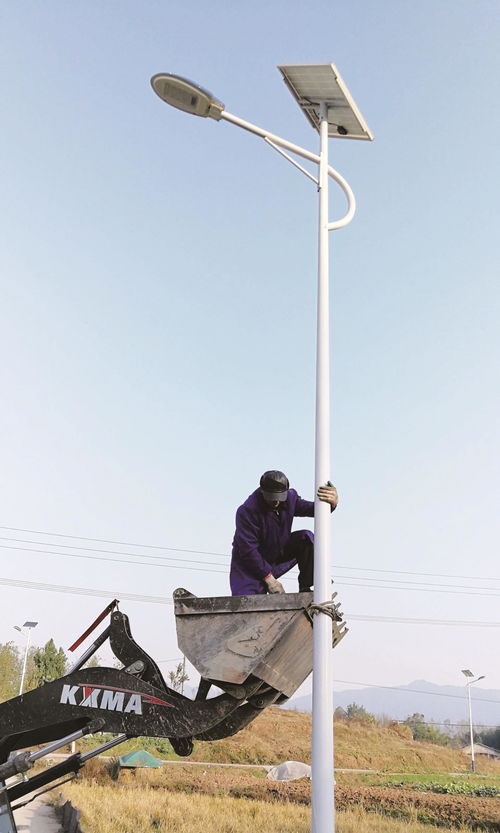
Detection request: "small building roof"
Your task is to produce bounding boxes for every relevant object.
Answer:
[119,749,163,768]
[462,743,500,758]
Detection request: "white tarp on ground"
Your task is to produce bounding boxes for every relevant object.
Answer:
[266,760,311,781]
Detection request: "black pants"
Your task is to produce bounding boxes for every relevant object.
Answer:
[276,530,314,592]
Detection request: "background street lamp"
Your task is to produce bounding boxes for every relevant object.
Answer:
[151,64,372,833]
[462,668,485,772]
[14,621,38,696]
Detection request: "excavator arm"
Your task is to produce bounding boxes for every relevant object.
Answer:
[0,588,347,833]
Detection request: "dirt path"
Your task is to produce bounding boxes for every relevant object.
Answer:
[13,795,60,833]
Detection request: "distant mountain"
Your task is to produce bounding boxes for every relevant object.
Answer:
[285,680,500,727]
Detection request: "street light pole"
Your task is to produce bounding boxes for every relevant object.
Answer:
[462,669,485,773]
[14,621,38,696]
[151,66,372,832]
[466,682,475,772]
[221,100,348,833]
[312,100,335,829]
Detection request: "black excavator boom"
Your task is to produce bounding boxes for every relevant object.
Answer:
[0,588,347,833]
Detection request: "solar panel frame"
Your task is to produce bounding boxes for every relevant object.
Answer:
[278,63,373,141]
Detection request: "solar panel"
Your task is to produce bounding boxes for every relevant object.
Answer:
[278,63,373,141]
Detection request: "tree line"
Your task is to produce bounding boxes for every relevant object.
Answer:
[334,703,500,751]
[0,639,67,701]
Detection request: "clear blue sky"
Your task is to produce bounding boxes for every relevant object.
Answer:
[1,1,499,704]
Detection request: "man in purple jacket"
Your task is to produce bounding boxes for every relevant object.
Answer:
[230,470,338,596]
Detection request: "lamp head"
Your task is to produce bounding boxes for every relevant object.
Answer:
[151,74,225,120]
[14,625,21,632]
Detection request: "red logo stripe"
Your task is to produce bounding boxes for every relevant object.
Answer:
[76,682,173,708]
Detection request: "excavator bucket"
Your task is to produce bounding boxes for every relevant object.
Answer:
[174,588,346,699]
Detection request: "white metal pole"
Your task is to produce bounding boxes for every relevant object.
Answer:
[19,628,31,696]
[311,101,334,833]
[467,683,475,772]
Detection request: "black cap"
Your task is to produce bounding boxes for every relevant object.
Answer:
[259,470,289,502]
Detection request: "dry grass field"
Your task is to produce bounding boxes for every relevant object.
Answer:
[55,758,500,831]
[91,707,500,775]
[58,773,499,833]
[58,709,500,832]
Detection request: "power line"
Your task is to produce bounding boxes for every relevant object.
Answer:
[0,536,229,568]
[2,576,500,629]
[333,679,500,705]
[0,576,172,605]
[6,581,497,719]
[0,525,229,558]
[0,543,227,574]
[400,721,499,728]
[2,524,500,584]
[334,574,500,594]
[347,614,500,627]
[339,563,500,583]
[2,535,498,594]
[3,541,500,600]
[335,581,500,599]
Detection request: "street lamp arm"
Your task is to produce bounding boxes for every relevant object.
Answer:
[220,110,356,230]
[264,137,320,186]
[326,173,355,230]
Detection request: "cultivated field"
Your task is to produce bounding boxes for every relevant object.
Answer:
[59,709,500,832]
[58,766,500,833]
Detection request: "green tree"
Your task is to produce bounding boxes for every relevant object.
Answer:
[405,712,425,732]
[404,713,450,746]
[476,726,500,751]
[0,642,21,702]
[31,639,67,686]
[345,702,376,724]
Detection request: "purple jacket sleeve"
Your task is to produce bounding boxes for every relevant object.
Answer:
[294,494,315,517]
[233,505,273,579]
[294,493,335,515]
